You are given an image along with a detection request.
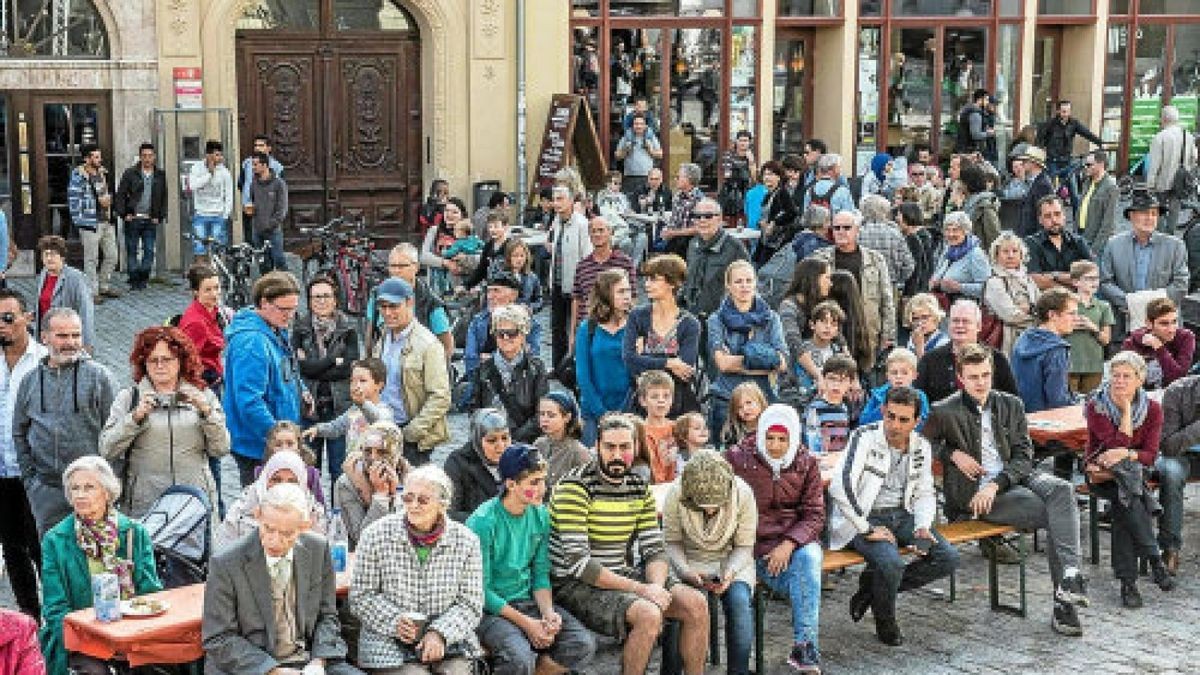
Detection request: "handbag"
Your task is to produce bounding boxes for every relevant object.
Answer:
[1171,128,1197,198]
[978,276,1008,349]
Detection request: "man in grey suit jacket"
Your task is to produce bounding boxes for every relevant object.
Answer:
[202,483,362,675]
[1147,105,1196,233]
[1076,149,1119,255]
[1099,190,1189,334]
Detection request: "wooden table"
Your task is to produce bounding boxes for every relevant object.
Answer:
[1027,405,1088,452]
[63,566,355,666]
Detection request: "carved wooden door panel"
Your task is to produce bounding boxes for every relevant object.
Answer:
[326,37,421,236]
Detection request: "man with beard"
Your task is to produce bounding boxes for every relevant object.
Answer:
[0,289,48,618]
[12,307,115,536]
[550,413,710,675]
[1025,195,1093,291]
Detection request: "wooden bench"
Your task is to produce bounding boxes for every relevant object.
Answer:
[749,520,1025,675]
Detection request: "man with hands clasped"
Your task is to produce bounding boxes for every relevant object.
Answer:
[467,444,595,675]
[827,387,959,647]
[922,344,1088,637]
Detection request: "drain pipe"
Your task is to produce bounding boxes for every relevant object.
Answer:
[515,0,528,216]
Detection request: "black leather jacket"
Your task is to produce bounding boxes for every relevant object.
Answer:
[292,312,360,421]
[1037,116,1103,162]
[471,352,549,443]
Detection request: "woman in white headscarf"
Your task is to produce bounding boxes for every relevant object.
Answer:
[214,450,327,550]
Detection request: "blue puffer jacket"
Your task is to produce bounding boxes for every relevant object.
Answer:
[223,308,305,459]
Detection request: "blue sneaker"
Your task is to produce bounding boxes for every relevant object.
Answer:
[787,641,821,674]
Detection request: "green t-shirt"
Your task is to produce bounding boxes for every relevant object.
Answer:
[1067,297,1114,374]
[466,497,551,614]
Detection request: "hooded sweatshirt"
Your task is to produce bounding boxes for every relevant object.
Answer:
[222,308,304,460]
[1010,326,1073,413]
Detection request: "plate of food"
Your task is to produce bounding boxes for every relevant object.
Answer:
[121,597,169,618]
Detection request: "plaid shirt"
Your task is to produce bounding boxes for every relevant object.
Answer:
[349,514,484,668]
[668,187,705,231]
[858,221,915,288]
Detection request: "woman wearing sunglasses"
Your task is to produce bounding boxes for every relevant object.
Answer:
[332,421,411,549]
[470,304,548,443]
[350,465,484,674]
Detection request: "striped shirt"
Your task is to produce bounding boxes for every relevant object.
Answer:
[571,250,638,325]
[803,397,850,455]
[549,461,666,583]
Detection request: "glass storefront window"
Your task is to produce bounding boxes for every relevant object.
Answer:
[3,0,110,58]
[573,27,602,133]
[1032,30,1059,125]
[856,27,882,173]
[773,34,809,157]
[861,1,883,16]
[1170,25,1200,133]
[1139,0,1198,13]
[1000,0,1022,15]
[939,27,989,156]
[1128,24,1166,172]
[995,24,1019,162]
[668,28,723,190]
[1102,25,1128,169]
[572,0,600,17]
[891,1,993,16]
[886,27,936,157]
[1038,0,1092,13]
[609,0,724,16]
[333,0,414,31]
[0,100,8,203]
[778,0,841,16]
[1109,0,1130,14]
[609,28,665,158]
[730,26,757,140]
[238,0,319,30]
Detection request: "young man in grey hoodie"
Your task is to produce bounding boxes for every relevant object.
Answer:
[12,307,115,536]
[248,151,289,272]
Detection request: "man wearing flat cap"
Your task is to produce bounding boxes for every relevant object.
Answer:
[461,271,544,407]
[1099,188,1189,335]
[369,277,450,466]
[1017,146,1054,237]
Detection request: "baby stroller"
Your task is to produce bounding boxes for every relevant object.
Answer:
[139,485,213,589]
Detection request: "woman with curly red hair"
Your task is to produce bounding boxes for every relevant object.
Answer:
[98,326,230,517]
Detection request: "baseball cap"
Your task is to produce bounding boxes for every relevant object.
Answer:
[488,271,522,292]
[498,444,546,492]
[376,278,414,304]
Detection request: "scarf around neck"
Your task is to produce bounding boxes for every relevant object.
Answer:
[311,314,338,358]
[76,509,136,600]
[717,295,771,335]
[407,515,446,550]
[943,234,980,263]
[1092,382,1149,431]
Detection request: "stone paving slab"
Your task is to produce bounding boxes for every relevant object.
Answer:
[1,271,1195,674]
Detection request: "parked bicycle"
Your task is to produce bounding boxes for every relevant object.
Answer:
[183,233,271,309]
[298,216,387,316]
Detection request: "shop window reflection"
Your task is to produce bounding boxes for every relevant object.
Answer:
[668,29,722,191]
[573,27,602,134]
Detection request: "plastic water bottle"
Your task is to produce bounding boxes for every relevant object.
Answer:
[328,508,349,573]
[92,573,121,623]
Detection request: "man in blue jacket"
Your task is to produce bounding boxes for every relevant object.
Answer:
[223,271,312,486]
[1011,287,1077,413]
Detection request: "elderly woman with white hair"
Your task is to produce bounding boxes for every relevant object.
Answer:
[983,232,1040,355]
[215,449,328,550]
[350,465,484,674]
[1084,351,1176,608]
[40,456,163,674]
[928,211,991,302]
[472,303,548,443]
[903,293,949,359]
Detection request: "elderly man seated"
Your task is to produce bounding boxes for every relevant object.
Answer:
[203,482,362,675]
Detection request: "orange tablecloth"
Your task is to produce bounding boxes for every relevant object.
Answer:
[63,564,355,666]
[1028,405,1088,451]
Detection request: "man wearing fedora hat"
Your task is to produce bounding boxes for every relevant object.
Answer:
[1017,146,1054,238]
[1098,188,1189,334]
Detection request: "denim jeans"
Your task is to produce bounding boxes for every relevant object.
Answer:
[476,600,596,675]
[191,214,227,253]
[124,218,157,285]
[1047,158,1078,210]
[849,509,960,619]
[707,396,730,449]
[715,580,755,675]
[306,421,347,502]
[756,542,822,648]
[1154,455,1188,551]
[254,227,286,272]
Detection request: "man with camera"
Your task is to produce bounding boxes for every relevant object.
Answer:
[922,344,1088,637]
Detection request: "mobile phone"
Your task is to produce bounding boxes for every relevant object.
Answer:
[914,537,933,554]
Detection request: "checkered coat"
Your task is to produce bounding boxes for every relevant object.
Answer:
[348,514,484,668]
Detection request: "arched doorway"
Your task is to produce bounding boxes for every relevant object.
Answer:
[235,0,422,239]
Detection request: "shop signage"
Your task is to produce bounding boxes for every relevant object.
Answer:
[173,67,203,110]
[533,93,607,194]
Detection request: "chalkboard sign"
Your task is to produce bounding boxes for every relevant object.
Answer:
[533,94,607,195]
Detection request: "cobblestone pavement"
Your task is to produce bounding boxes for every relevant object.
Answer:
[2,270,1196,674]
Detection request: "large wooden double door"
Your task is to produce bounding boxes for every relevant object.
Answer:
[236,32,421,241]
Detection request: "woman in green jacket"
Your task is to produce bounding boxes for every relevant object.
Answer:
[40,455,162,674]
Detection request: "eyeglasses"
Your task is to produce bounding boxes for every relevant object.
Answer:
[690,212,721,220]
[494,328,522,340]
[831,224,855,231]
[147,356,178,366]
[388,261,415,269]
[401,492,436,507]
[270,301,299,314]
[309,293,335,300]
[910,314,932,322]
[1079,275,1100,281]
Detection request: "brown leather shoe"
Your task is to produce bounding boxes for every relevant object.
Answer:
[1163,549,1180,576]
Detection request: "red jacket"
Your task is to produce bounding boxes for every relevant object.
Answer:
[1084,397,1163,468]
[725,445,825,557]
[0,610,44,675]
[178,299,225,378]
[1121,327,1196,389]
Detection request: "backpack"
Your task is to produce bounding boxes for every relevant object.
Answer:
[807,181,838,211]
[757,245,797,308]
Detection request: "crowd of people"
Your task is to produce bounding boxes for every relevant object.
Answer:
[0,100,1196,674]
